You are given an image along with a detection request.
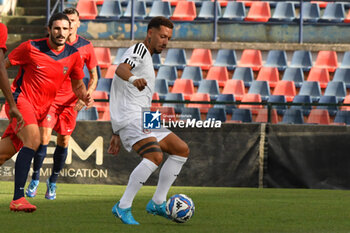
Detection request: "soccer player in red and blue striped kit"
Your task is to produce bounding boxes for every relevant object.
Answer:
[0,13,93,212]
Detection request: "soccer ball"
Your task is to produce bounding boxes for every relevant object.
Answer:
[166,194,195,223]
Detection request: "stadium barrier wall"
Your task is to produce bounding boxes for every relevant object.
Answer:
[1,121,350,189]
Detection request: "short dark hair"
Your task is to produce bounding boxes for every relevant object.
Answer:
[63,7,80,17]
[48,12,70,28]
[147,16,174,32]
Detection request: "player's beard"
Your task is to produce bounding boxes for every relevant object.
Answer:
[51,35,67,46]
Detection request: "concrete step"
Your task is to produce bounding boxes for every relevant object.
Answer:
[15,7,47,16]
[6,33,45,51]
[17,0,44,7]
[2,15,46,26]
[7,24,46,34]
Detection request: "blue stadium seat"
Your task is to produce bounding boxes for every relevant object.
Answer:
[290,50,313,71]
[197,1,221,19]
[282,67,305,88]
[232,67,254,87]
[290,95,312,116]
[180,107,201,121]
[164,48,187,69]
[163,93,185,114]
[214,93,236,114]
[270,2,296,22]
[180,66,203,87]
[148,1,171,18]
[77,107,99,121]
[334,111,350,125]
[317,95,338,116]
[264,50,288,71]
[333,68,350,88]
[83,77,89,88]
[96,78,112,93]
[268,95,287,115]
[319,3,345,23]
[281,109,304,124]
[152,53,162,69]
[113,47,128,65]
[248,80,271,101]
[154,79,169,100]
[231,109,252,123]
[98,0,123,19]
[300,2,320,22]
[298,81,321,102]
[340,51,350,69]
[122,0,147,19]
[214,49,237,70]
[323,81,346,103]
[197,80,220,100]
[156,66,178,86]
[220,1,246,21]
[206,108,226,122]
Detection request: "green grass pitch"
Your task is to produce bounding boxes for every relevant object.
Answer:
[1,181,350,233]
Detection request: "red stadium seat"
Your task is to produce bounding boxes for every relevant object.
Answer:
[237,0,261,7]
[238,49,262,71]
[310,1,328,8]
[344,10,350,23]
[150,106,176,121]
[205,66,229,87]
[76,0,98,20]
[307,67,330,89]
[245,2,271,22]
[307,109,331,125]
[341,95,350,111]
[152,92,162,107]
[95,0,104,5]
[104,64,117,79]
[211,0,228,7]
[188,93,211,113]
[238,93,263,114]
[162,0,186,7]
[222,79,245,101]
[92,90,109,120]
[0,105,7,119]
[171,79,195,100]
[256,67,279,88]
[255,109,279,124]
[272,80,296,102]
[188,48,213,70]
[314,50,338,72]
[94,47,111,69]
[170,1,197,21]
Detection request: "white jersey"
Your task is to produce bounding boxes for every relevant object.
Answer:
[110,43,155,133]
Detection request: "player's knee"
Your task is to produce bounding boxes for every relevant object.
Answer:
[57,135,69,148]
[171,141,189,157]
[0,154,13,166]
[24,137,41,151]
[149,152,164,166]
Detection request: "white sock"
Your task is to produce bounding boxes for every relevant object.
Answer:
[152,155,187,205]
[119,158,158,209]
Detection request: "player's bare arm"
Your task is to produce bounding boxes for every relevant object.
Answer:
[115,63,147,91]
[107,134,121,156]
[71,78,94,107]
[74,67,98,111]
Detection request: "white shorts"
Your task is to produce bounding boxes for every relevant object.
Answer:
[119,119,171,152]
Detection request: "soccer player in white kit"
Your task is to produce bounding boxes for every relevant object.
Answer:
[108,17,189,225]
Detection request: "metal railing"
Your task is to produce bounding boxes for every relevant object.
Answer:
[46,0,64,25]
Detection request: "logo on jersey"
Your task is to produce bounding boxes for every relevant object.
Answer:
[63,66,69,74]
[46,114,52,122]
[143,110,161,129]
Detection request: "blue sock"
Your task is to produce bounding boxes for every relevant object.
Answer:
[13,147,36,200]
[31,144,48,180]
[49,146,67,183]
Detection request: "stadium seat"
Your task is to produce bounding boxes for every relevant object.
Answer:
[197,1,221,19]
[197,79,220,100]
[155,78,169,100]
[163,0,186,7]
[164,48,187,69]
[163,93,185,114]
[76,0,98,20]
[298,81,322,102]
[156,65,178,86]
[187,93,211,113]
[264,50,288,71]
[188,49,213,70]
[256,67,279,88]
[214,49,237,70]
[270,2,296,22]
[152,92,161,107]
[76,107,99,121]
[289,50,313,71]
[281,67,304,88]
[211,0,228,7]
[314,51,338,72]
[148,1,171,18]
[96,0,104,5]
[323,81,346,103]
[307,67,330,89]
[340,51,350,68]
[255,108,279,124]
[237,0,260,7]
[232,67,254,87]
[98,0,123,19]
[82,77,89,88]
[291,95,312,116]
[152,53,162,69]
[180,66,203,87]
[171,79,194,100]
[206,108,226,122]
[281,109,304,124]
[306,109,331,125]
[0,105,7,119]
[220,1,246,21]
[214,93,236,114]
[113,47,128,65]
[317,95,338,116]
[268,95,287,115]
[98,109,110,121]
[96,78,112,93]
[94,47,111,69]
[123,0,147,19]
[272,80,296,102]
[238,49,262,71]
[205,66,229,87]
[248,80,271,102]
[333,111,350,125]
[319,3,345,23]
[333,68,350,88]
[310,1,328,8]
[230,108,252,123]
[222,79,245,101]
[92,91,109,113]
[239,93,263,114]
[245,2,271,22]
[300,2,320,23]
[344,9,350,23]
[170,1,197,21]
[180,107,201,121]
[104,65,117,79]
[341,95,350,111]
[150,106,176,122]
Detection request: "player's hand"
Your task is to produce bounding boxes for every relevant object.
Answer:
[82,93,94,109]
[108,134,121,156]
[74,99,86,111]
[8,106,24,131]
[132,78,147,91]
